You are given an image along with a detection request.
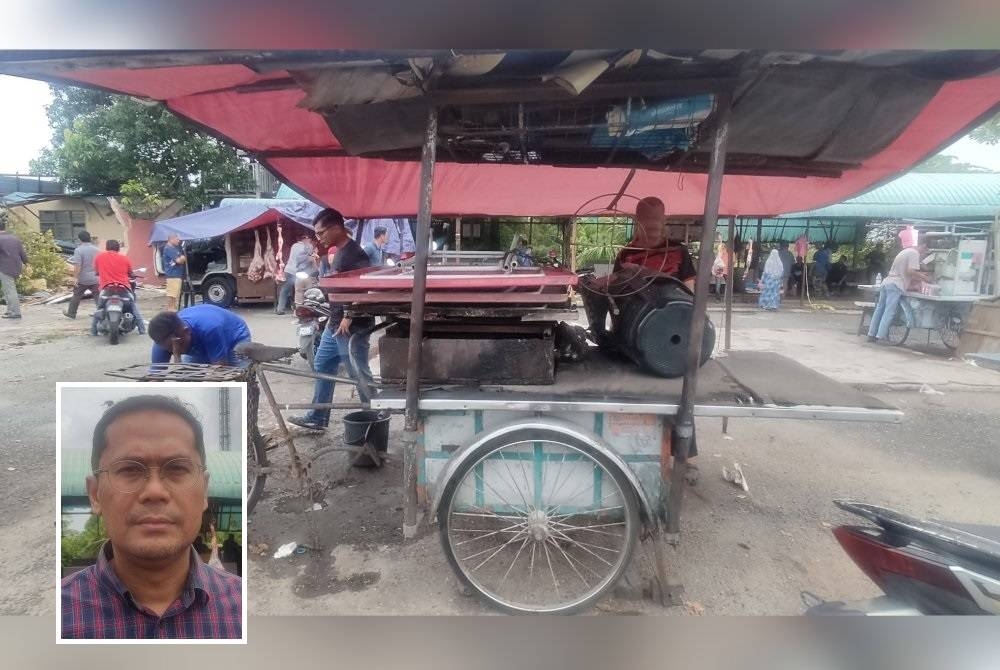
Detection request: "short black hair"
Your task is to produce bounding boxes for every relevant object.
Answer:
[91,394,206,471]
[78,230,92,243]
[373,227,388,239]
[106,239,120,252]
[313,208,345,229]
[148,311,185,344]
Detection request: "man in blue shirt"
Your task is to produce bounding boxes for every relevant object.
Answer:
[812,242,834,298]
[362,226,388,267]
[161,234,187,312]
[147,304,252,366]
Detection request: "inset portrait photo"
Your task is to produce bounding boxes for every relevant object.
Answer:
[57,383,247,643]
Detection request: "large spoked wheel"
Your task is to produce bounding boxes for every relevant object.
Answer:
[245,370,269,513]
[439,428,639,615]
[886,309,909,347]
[936,310,963,350]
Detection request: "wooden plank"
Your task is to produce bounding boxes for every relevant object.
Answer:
[959,297,1000,355]
[320,265,577,290]
[428,76,736,107]
[329,291,569,304]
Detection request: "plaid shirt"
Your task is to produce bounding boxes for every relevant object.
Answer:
[62,543,242,639]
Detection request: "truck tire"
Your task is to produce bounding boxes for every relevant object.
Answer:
[202,276,236,308]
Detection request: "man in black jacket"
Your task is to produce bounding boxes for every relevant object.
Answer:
[288,208,373,430]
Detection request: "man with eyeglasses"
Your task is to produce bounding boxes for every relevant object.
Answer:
[61,395,242,639]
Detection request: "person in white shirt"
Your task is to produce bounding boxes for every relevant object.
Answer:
[867,241,929,343]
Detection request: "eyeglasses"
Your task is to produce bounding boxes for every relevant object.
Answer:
[94,458,206,494]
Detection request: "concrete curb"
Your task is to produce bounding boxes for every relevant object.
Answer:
[851,381,1000,393]
[707,307,862,315]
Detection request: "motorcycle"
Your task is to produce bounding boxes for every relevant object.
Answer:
[802,500,1000,615]
[94,268,145,346]
[295,283,331,368]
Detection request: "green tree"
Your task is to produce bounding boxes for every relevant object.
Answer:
[969,112,1000,145]
[911,153,993,173]
[1,213,68,294]
[61,515,107,567]
[30,85,252,213]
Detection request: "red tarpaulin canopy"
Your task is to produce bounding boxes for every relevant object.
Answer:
[4,50,1000,217]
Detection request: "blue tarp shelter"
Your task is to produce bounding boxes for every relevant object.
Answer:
[276,184,417,257]
[148,199,322,244]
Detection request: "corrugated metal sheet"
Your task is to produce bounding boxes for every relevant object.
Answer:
[61,450,242,502]
[781,173,1000,220]
[275,184,306,200]
[717,218,862,244]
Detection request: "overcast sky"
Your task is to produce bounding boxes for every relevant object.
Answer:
[60,385,244,454]
[2,74,999,175]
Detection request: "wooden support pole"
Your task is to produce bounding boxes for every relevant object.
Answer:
[723,216,736,436]
[666,91,732,535]
[402,106,438,538]
[570,218,578,272]
[725,216,736,352]
[801,219,812,306]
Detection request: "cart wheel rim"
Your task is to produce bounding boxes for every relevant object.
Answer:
[937,315,962,349]
[442,438,637,613]
[246,374,268,511]
[207,283,229,302]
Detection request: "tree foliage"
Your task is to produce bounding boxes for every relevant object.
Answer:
[30,85,252,214]
[911,153,992,173]
[969,112,1000,146]
[61,515,107,567]
[5,221,69,294]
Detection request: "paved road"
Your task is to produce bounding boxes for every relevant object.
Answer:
[0,296,291,614]
[243,388,1000,615]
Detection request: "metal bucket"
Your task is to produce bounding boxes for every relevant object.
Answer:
[343,410,390,467]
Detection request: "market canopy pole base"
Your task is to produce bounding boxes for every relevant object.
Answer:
[402,105,438,539]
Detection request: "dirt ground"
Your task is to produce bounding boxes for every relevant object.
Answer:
[1,295,997,616]
[245,384,1000,615]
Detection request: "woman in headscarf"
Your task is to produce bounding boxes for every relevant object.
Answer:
[758,249,784,310]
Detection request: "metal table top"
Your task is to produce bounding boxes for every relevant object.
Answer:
[859,285,986,303]
[371,350,902,423]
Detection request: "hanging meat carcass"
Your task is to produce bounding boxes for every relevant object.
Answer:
[275,223,286,283]
[247,229,266,282]
[263,227,278,280]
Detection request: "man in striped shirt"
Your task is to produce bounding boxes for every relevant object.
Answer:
[62,395,242,639]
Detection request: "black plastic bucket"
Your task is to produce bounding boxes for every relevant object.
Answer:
[343,410,390,467]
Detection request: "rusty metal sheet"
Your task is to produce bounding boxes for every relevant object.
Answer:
[380,333,555,385]
[105,363,248,382]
